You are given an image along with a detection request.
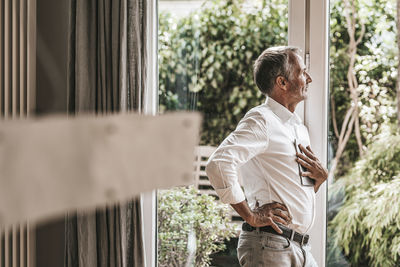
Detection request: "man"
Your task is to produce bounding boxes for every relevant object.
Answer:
[206,46,328,267]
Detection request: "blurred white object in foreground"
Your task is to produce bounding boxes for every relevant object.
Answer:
[0,112,201,226]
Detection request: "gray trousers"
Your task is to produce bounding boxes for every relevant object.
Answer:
[237,230,318,267]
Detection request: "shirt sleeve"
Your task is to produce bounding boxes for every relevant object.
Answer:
[205,111,269,204]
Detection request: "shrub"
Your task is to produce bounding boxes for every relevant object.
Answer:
[328,132,400,267]
[158,186,236,267]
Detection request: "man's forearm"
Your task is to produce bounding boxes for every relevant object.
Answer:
[231,200,254,223]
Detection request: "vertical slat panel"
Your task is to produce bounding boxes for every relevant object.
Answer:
[4,0,10,118]
[26,224,34,267]
[0,0,3,117]
[27,0,35,116]
[19,225,24,267]
[12,0,20,118]
[1,228,3,267]
[1,0,35,265]
[12,226,17,267]
[16,228,20,267]
[25,226,28,267]
[7,229,11,267]
[20,0,26,117]
[25,0,35,265]
[24,225,28,267]
[4,228,9,267]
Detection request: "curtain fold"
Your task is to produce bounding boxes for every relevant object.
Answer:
[66,0,147,266]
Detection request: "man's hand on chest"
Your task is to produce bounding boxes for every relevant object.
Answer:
[295,144,328,192]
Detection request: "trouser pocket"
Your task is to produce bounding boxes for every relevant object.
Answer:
[261,234,291,251]
[237,232,258,266]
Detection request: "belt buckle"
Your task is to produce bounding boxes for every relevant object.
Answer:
[289,229,295,241]
[300,234,306,246]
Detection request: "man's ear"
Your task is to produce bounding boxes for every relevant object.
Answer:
[276,76,288,90]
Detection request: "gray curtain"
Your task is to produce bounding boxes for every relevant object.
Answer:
[65,0,147,266]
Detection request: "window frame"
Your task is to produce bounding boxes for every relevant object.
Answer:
[142,0,159,266]
[289,0,329,266]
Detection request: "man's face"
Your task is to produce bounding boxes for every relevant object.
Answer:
[287,54,312,101]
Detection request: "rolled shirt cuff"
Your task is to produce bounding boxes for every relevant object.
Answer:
[215,182,246,204]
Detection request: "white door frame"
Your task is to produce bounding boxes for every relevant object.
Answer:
[142,0,158,266]
[289,0,329,266]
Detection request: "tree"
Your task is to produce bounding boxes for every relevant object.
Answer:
[329,0,365,181]
[329,0,397,177]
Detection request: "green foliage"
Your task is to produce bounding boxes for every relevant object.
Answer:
[329,0,397,174]
[329,2,399,264]
[328,133,400,267]
[158,186,236,267]
[159,0,288,145]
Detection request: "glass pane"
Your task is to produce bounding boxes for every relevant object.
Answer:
[158,0,288,266]
[327,0,399,266]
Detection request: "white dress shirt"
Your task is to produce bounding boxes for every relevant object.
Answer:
[206,97,316,234]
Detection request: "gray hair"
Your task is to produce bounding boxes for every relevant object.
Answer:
[253,46,301,95]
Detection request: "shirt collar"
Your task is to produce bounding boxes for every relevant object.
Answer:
[264,97,302,124]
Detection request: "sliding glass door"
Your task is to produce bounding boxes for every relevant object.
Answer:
[157,0,288,265]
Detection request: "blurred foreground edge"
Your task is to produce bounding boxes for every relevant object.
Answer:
[0,112,201,226]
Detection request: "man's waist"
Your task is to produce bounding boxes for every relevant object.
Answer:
[246,198,315,233]
[248,199,314,215]
[242,222,310,246]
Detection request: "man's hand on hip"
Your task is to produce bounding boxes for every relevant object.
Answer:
[296,144,328,192]
[231,201,292,234]
[249,202,292,233]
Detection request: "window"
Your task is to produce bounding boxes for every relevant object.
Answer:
[157,0,289,266]
[149,0,330,266]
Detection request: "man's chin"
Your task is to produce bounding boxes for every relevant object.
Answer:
[302,89,308,99]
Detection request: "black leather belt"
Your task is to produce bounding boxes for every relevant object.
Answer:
[242,222,309,246]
